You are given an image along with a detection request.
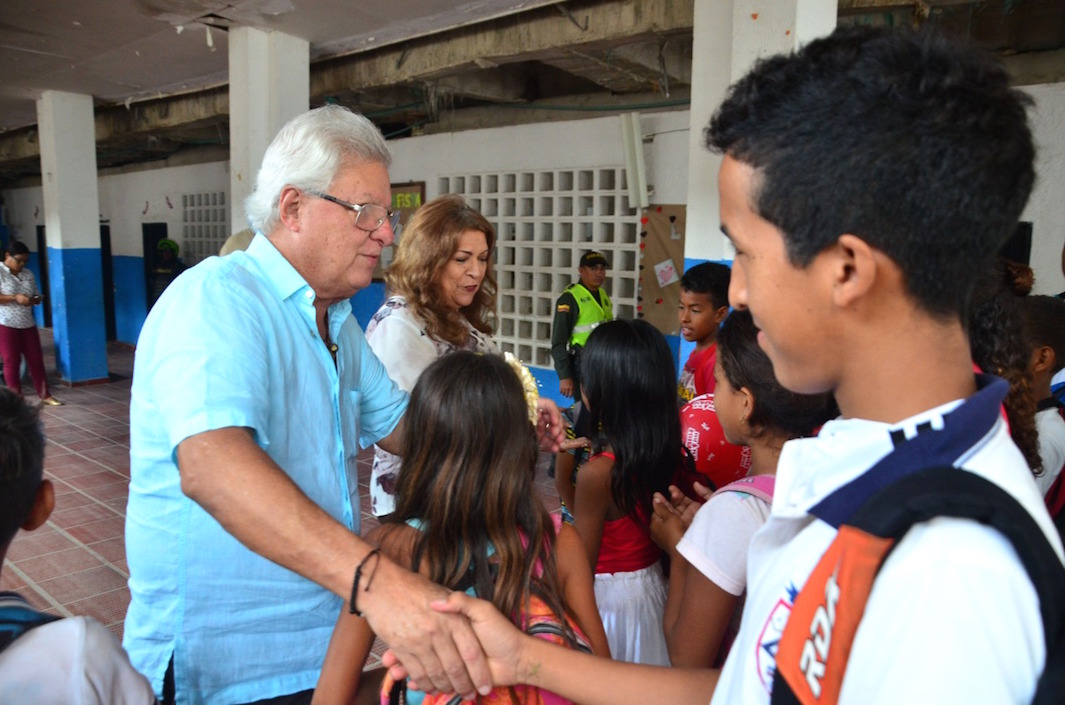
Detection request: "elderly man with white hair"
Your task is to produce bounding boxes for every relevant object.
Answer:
[124,105,561,705]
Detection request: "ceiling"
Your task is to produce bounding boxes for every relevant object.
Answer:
[0,0,1063,183]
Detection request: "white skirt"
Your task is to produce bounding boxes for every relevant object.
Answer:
[594,563,670,666]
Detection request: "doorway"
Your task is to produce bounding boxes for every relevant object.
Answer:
[35,225,51,328]
[142,222,169,312]
[100,224,116,341]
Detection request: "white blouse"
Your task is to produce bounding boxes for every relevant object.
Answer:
[0,263,40,329]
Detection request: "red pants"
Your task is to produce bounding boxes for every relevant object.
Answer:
[0,324,50,399]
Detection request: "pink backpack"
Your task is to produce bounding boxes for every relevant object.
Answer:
[711,474,775,504]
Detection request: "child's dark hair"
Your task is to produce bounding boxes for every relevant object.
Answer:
[967,259,1041,475]
[680,262,731,311]
[0,388,45,545]
[580,319,680,518]
[717,309,837,438]
[1022,295,1065,377]
[392,351,571,635]
[706,26,1034,320]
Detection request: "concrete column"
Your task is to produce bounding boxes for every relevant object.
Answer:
[229,27,309,233]
[36,90,108,384]
[683,0,836,263]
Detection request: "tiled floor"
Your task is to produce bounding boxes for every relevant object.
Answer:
[1,329,562,671]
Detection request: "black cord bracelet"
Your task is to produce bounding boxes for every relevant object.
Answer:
[348,548,382,616]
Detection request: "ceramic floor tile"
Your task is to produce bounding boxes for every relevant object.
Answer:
[5,528,79,561]
[15,547,106,583]
[36,564,129,605]
[65,516,127,545]
[66,585,131,627]
[85,480,133,504]
[48,501,116,528]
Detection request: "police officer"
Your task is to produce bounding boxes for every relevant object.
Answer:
[551,250,612,399]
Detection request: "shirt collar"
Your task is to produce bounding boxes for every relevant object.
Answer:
[245,232,315,304]
[244,232,354,339]
[775,374,1009,517]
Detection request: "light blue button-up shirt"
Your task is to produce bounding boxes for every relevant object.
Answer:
[124,234,407,704]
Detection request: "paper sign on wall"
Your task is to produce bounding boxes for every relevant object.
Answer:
[654,258,679,288]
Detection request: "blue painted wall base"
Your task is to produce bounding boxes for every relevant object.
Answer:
[351,282,386,331]
[113,255,148,345]
[46,246,109,383]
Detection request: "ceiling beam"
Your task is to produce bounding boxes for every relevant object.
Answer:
[431,67,529,103]
[417,86,691,135]
[610,40,693,86]
[311,0,693,98]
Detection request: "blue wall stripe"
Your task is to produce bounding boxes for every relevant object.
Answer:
[45,246,108,382]
[113,255,148,344]
[351,282,386,331]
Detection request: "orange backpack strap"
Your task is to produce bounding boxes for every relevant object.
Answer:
[772,525,894,705]
[771,467,1065,705]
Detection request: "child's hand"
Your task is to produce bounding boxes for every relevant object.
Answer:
[558,436,591,452]
[535,399,565,453]
[668,484,701,529]
[690,481,714,503]
[387,592,527,693]
[650,492,686,553]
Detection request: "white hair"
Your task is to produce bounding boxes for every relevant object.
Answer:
[244,105,392,234]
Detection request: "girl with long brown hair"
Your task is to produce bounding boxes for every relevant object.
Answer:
[314,351,609,705]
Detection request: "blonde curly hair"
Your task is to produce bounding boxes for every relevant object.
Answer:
[385,195,496,346]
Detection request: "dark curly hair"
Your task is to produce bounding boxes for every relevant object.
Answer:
[1022,295,1065,377]
[967,259,1041,476]
[706,26,1034,320]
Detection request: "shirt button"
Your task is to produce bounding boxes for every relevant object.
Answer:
[305,291,314,299]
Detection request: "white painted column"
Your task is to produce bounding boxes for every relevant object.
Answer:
[36,90,108,383]
[683,0,836,262]
[228,27,309,233]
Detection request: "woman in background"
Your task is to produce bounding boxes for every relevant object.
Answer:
[0,241,61,406]
[364,194,497,516]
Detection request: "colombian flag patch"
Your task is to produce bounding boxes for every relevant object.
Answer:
[556,304,571,313]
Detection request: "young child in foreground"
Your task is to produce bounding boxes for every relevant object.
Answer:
[384,25,1064,705]
[651,308,835,669]
[677,262,731,404]
[313,351,608,705]
[0,388,156,704]
[570,318,682,666]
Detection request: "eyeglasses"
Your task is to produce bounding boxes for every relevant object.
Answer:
[7,256,28,265]
[307,190,400,233]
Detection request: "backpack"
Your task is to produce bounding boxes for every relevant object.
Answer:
[770,466,1065,705]
[711,474,775,504]
[0,594,60,654]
